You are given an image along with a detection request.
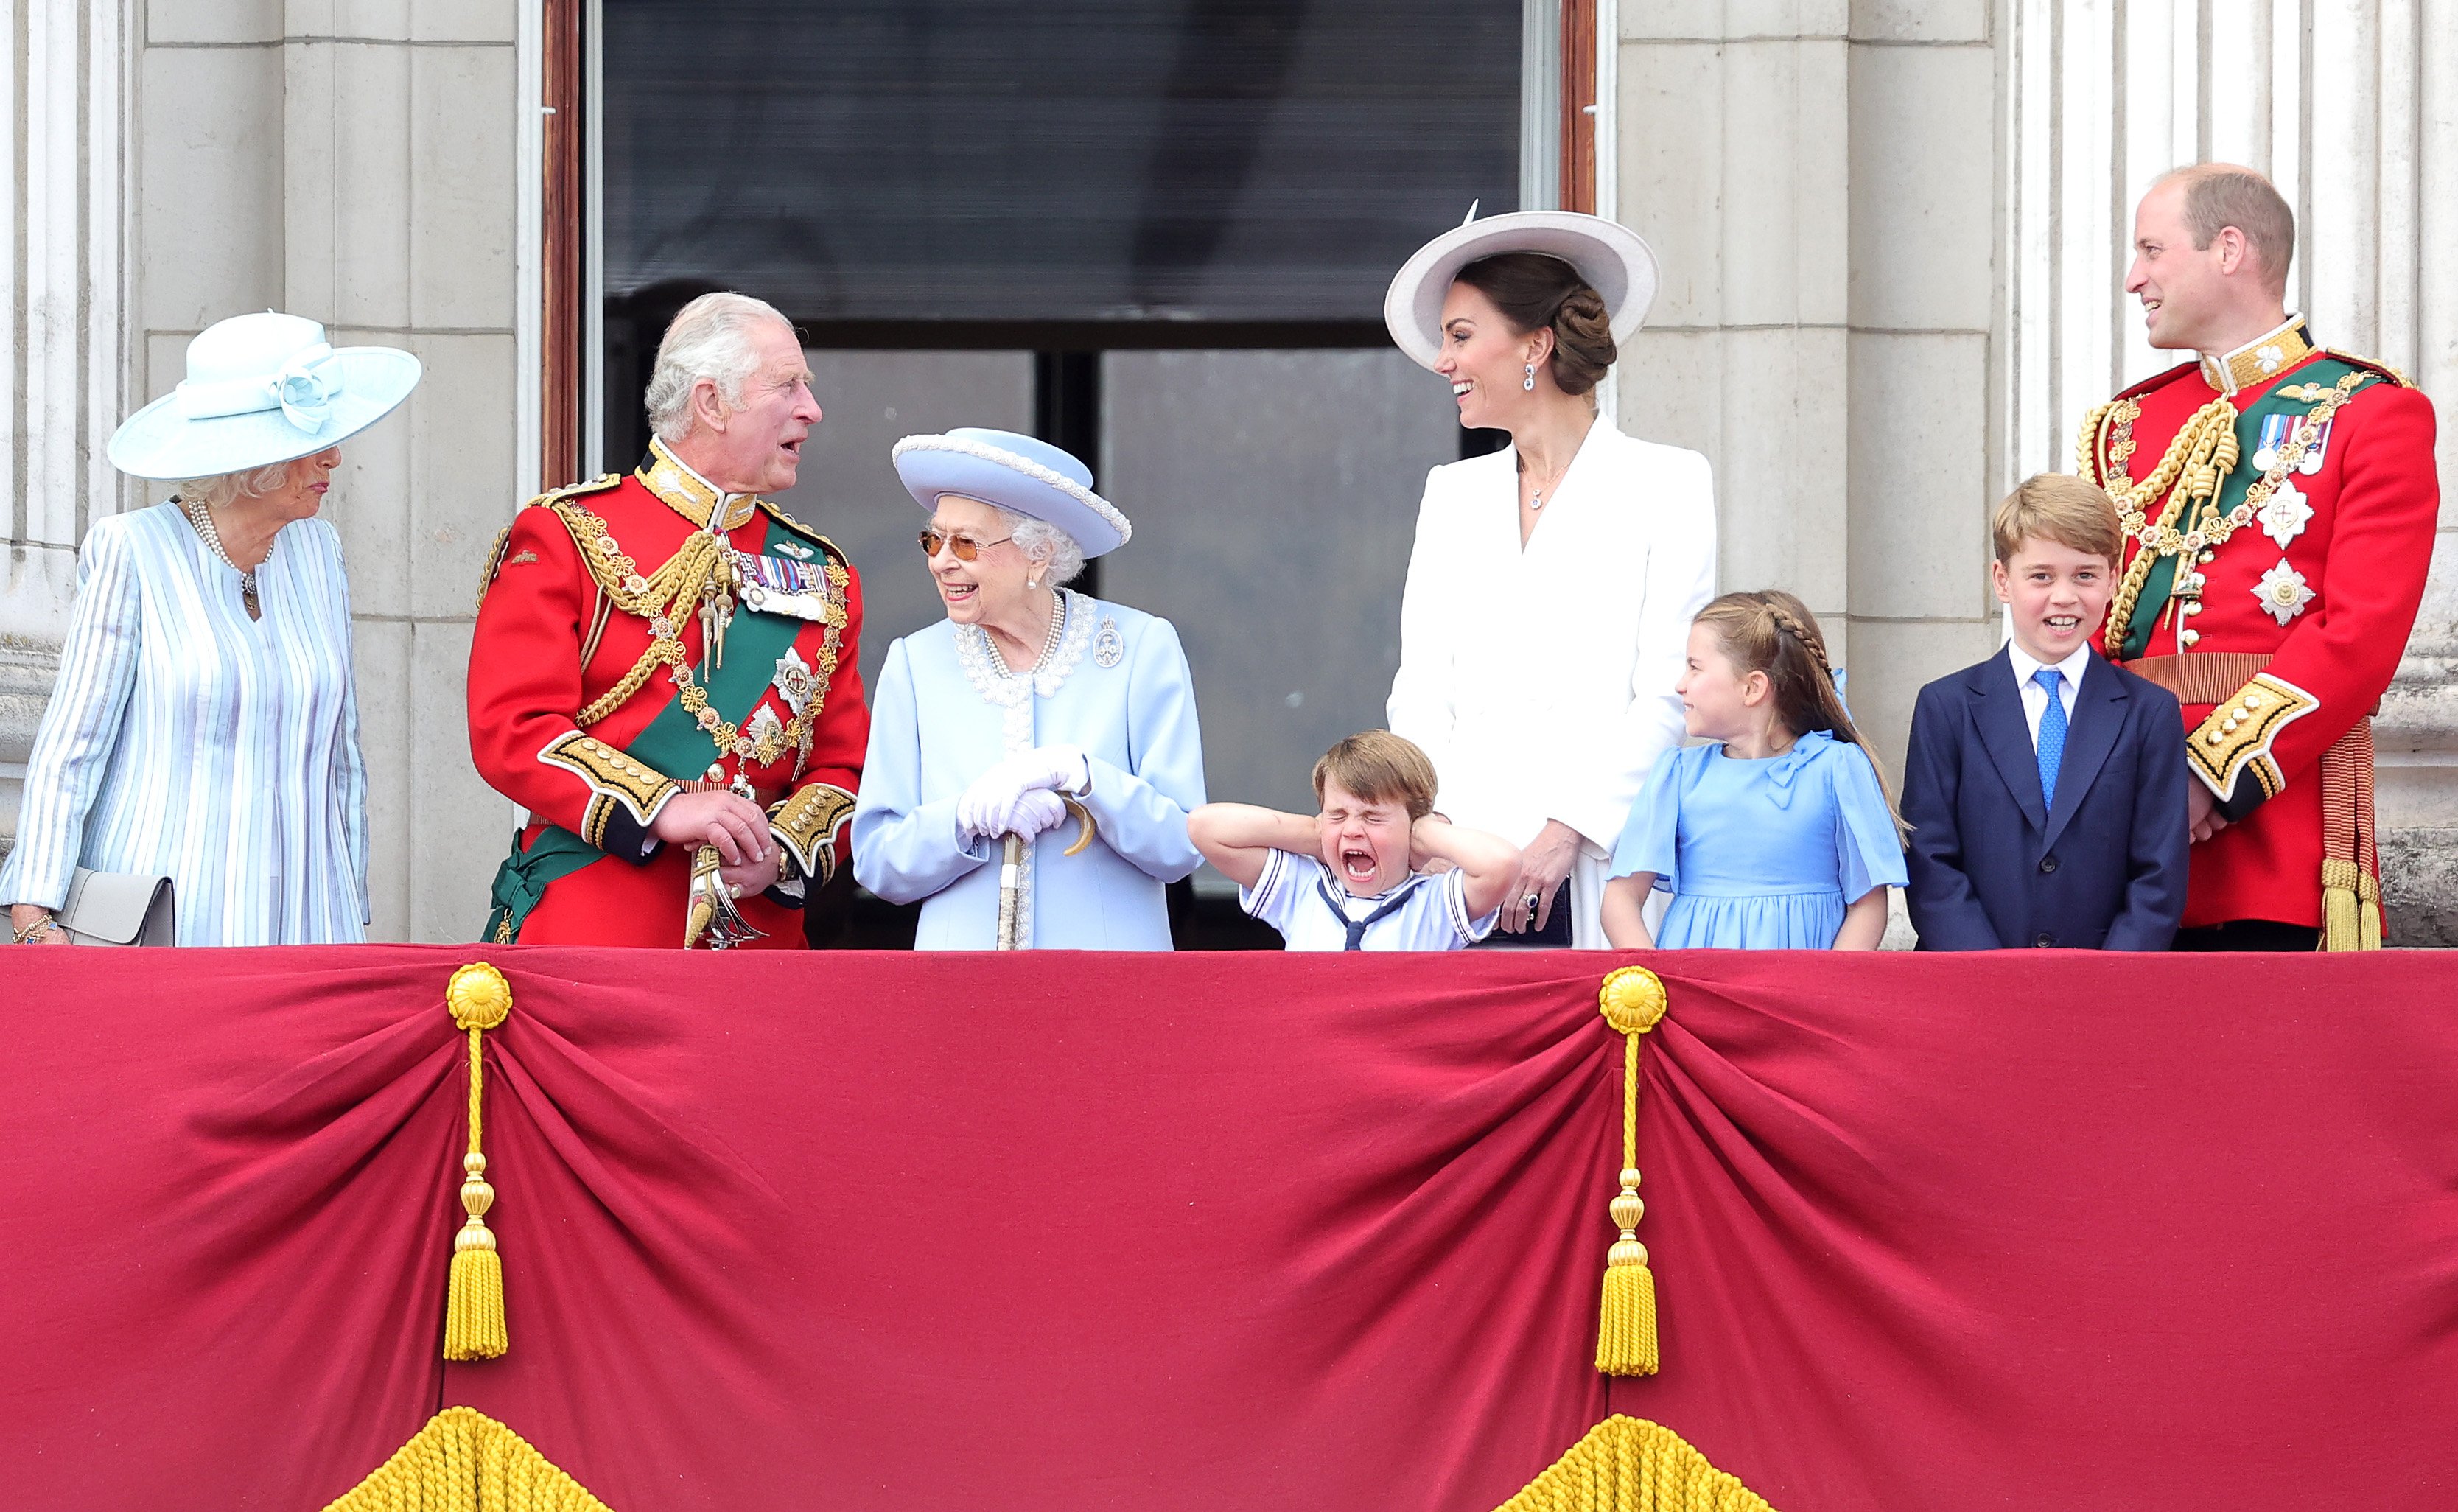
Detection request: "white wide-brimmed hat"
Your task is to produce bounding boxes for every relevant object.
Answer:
[108,311,421,480]
[1382,206,1661,371]
[891,427,1132,559]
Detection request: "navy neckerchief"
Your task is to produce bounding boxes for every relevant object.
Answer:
[1315,870,1426,951]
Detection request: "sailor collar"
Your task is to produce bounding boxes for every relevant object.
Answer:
[2198,315,2314,397]
[637,437,760,532]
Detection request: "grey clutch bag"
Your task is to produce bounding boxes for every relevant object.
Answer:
[56,868,177,946]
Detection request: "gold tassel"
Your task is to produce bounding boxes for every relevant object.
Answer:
[2320,859,2362,953]
[444,963,513,1361]
[1595,967,1668,1376]
[323,1406,614,1511]
[2359,871,2383,951]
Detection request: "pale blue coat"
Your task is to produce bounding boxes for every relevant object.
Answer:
[1,501,369,944]
[852,594,1206,949]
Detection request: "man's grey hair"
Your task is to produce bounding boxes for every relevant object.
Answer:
[999,508,1088,587]
[644,292,794,444]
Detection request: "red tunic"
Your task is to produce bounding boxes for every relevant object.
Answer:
[2084,328,2437,931]
[467,442,869,947]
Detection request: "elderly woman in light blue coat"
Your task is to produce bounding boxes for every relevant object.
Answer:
[4,311,417,946]
[852,428,1205,948]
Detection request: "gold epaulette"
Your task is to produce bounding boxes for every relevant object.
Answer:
[754,497,851,569]
[475,475,625,611]
[2323,348,2412,388]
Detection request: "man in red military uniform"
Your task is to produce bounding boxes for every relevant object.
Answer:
[2081,164,2438,950]
[469,293,867,947]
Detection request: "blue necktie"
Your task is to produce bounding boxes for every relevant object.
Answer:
[2033,667,2067,811]
[1317,875,1422,951]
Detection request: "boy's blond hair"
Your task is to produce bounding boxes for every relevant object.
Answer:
[1993,473,2123,567]
[1312,730,1438,819]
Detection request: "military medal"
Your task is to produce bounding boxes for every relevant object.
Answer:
[2254,560,2316,626]
[2258,477,2313,549]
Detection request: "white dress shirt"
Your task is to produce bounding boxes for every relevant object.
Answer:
[2005,640,2091,751]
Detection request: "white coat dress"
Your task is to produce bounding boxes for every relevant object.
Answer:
[1386,421,1717,948]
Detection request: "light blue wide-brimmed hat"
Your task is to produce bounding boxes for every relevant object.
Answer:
[1383,206,1659,371]
[890,427,1131,559]
[107,311,422,480]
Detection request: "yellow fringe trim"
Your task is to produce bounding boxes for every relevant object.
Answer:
[1595,967,1667,1376]
[444,964,513,1360]
[2319,860,2384,953]
[1494,1415,1775,1512]
[323,1407,614,1511]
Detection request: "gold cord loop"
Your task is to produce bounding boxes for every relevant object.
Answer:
[1594,967,1666,1376]
[443,962,513,1361]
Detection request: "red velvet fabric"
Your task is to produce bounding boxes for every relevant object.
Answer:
[3,948,2453,1511]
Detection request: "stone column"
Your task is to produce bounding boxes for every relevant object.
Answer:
[1611,1,2003,777]
[1,0,125,860]
[3,1,522,939]
[2001,0,2458,940]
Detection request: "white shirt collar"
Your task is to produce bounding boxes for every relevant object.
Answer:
[2006,638,2092,693]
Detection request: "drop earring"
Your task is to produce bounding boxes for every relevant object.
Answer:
[1522,363,1536,391]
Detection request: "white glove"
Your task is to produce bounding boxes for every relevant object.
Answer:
[955,766,1028,841]
[1004,788,1069,843]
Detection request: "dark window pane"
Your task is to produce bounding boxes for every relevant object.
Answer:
[603,0,1521,326]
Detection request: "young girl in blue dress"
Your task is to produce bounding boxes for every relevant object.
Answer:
[1600,589,1907,950]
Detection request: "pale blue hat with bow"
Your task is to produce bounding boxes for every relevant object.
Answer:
[107,311,421,480]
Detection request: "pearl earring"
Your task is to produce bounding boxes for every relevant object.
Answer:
[1522,363,1536,391]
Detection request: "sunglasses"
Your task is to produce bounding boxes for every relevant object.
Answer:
[918,529,1014,562]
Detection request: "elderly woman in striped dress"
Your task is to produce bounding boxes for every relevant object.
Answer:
[3,312,419,945]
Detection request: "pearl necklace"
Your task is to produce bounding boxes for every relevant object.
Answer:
[995,591,1066,676]
[182,496,261,618]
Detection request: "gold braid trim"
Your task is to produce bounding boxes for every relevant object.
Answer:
[537,732,678,847]
[321,1407,612,1512]
[1494,1415,1774,1512]
[2100,397,2241,651]
[769,783,858,885]
[550,500,731,728]
[2185,671,2318,802]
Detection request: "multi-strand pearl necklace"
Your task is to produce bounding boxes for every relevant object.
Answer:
[182,496,261,619]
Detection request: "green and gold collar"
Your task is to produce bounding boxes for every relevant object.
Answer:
[637,437,760,532]
[2198,315,2314,396]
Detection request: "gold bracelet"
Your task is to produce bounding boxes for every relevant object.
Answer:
[12,914,59,944]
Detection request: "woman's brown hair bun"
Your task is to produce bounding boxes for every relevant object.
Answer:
[1453,252,1617,397]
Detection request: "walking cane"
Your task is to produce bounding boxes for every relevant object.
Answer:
[995,795,1097,950]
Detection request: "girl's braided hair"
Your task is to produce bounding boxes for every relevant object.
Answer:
[1692,589,1903,831]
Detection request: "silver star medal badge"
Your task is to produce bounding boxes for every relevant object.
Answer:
[2254,560,2316,626]
[2258,477,2314,549]
[772,645,817,717]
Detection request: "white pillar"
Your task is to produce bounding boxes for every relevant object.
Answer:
[2005,0,2458,939]
[2,0,124,853]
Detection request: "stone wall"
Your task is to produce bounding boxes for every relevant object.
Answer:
[1,1,522,939]
[1613,0,2003,787]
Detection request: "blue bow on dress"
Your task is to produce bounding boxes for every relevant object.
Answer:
[1762,728,1836,810]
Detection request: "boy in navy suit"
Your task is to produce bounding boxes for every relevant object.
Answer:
[1903,475,2189,948]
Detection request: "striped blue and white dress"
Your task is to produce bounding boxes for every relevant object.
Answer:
[0,500,369,944]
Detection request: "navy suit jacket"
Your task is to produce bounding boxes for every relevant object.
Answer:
[1902,647,2189,950]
